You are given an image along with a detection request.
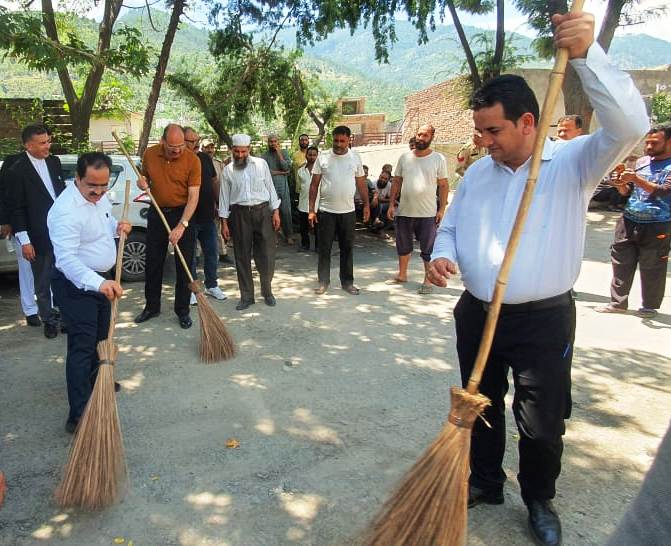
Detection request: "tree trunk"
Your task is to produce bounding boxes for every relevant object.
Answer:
[446,1,481,89]
[138,0,186,157]
[597,0,626,51]
[41,0,123,148]
[492,0,505,78]
[561,0,625,132]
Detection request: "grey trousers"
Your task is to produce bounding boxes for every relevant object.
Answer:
[229,203,276,302]
[274,180,294,239]
[30,248,57,325]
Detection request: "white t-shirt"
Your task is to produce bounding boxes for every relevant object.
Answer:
[313,149,364,214]
[394,151,448,217]
[297,164,319,213]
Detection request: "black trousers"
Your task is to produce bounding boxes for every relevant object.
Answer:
[609,216,671,310]
[51,270,111,422]
[317,211,355,286]
[144,207,196,318]
[454,290,575,503]
[228,203,276,302]
[298,211,318,250]
[30,248,57,325]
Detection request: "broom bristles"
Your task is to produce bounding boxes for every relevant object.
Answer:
[55,340,127,510]
[190,281,236,362]
[363,387,490,546]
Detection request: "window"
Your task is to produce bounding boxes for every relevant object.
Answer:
[341,101,359,115]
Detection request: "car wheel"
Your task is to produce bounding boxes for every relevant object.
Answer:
[122,230,146,282]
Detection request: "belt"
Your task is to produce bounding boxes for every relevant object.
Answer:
[231,202,268,210]
[473,291,573,314]
[151,206,185,214]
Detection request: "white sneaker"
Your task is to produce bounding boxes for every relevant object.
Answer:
[190,293,197,306]
[205,286,228,300]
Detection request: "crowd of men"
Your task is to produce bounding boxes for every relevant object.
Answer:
[0,11,670,542]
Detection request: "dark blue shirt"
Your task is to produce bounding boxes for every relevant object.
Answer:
[624,157,671,223]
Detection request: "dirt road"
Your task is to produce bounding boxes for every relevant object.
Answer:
[0,211,669,546]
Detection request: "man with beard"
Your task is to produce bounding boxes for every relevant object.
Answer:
[135,124,200,329]
[387,124,448,294]
[262,134,294,245]
[598,123,671,318]
[292,133,310,178]
[309,125,369,295]
[219,134,281,310]
[372,169,393,230]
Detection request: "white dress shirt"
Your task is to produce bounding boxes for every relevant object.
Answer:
[218,156,281,219]
[47,183,118,292]
[432,43,649,304]
[14,152,57,246]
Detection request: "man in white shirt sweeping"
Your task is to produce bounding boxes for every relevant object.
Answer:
[428,11,649,546]
[48,152,131,434]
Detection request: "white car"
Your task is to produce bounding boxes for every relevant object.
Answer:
[0,154,151,282]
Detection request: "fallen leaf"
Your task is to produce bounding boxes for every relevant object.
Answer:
[150,475,160,481]
[225,438,240,449]
[113,538,125,544]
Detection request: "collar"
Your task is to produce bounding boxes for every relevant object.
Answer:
[494,137,556,174]
[26,152,46,163]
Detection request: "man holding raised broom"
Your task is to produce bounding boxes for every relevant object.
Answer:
[48,152,131,433]
[422,10,650,546]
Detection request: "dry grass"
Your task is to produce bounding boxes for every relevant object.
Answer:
[54,340,127,510]
[363,387,490,546]
[190,280,236,363]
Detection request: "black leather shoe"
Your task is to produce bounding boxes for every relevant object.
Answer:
[26,314,41,327]
[178,315,192,329]
[468,486,504,508]
[236,300,255,311]
[65,419,79,434]
[527,499,562,546]
[314,283,329,295]
[135,309,160,324]
[263,295,277,307]
[342,284,360,295]
[44,323,58,339]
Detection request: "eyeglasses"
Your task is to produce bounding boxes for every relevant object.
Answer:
[185,138,200,144]
[166,143,186,151]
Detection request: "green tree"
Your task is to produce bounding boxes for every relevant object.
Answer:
[652,92,671,123]
[166,30,300,147]
[0,1,151,146]
[286,69,339,146]
[514,0,667,129]
[138,0,187,157]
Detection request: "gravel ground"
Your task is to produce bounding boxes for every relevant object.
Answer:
[0,210,669,546]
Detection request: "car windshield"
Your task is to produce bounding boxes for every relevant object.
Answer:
[62,164,124,189]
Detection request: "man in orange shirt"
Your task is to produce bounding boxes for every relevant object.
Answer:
[135,124,201,329]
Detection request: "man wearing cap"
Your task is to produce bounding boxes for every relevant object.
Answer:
[219,134,281,311]
[135,124,200,329]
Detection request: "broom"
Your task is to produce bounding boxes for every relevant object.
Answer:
[112,132,236,363]
[55,178,132,510]
[363,1,584,544]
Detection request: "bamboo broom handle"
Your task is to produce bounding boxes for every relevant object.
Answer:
[107,178,132,339]
[466,0,586,395]
[111,132,196,284]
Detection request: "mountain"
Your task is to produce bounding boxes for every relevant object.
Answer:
[1,9,669,128]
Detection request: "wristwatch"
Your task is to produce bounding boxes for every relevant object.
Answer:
[180,220,189,228]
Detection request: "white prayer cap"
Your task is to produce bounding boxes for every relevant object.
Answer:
[232,134,251,147]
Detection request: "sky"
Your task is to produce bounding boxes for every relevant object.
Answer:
[3,0,670,40]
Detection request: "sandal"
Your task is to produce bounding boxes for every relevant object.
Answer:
[417,284,434,295]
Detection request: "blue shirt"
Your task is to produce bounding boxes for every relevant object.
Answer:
[624,157,671,223]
